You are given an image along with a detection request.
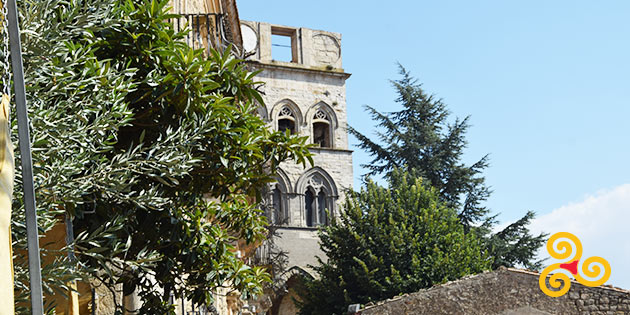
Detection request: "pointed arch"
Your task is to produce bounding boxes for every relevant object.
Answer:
[296,167,338,227]
[274,168,292,194]
[305,101,338,129]
[306,101,337,148]
[270,266,315,315]
[274,266,315,291]
[269,168,291,225]
[295,167,338,197]
[270,99,303,134]
[255,101,269,122]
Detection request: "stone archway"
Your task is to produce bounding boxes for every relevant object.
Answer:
[270,267,314,315]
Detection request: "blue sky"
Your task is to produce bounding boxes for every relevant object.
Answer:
[238,1,630,288]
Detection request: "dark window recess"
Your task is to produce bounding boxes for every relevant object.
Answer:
[272,187,282,224]
[278,118,295,134]
[318,191,327,226]
[313,122,330,147]
[305,190,314,227]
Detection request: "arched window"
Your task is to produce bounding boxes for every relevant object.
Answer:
[312,109,331,147]
[304,188,326,227]
[297,168,338,228]
[317,190,327,226]
[304,183,329,227]
[268,170,291,226]
[278,106,296,134]
[305,189,315,227]
[272,186,283,224]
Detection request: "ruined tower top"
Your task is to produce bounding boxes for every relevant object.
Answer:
[241,21,345,72]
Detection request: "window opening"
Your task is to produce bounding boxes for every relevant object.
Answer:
[271,34,292,62]
[313,109,331,147]
[313,122,330,147]
[278,106,296,134]
[317,191,327,226]
[271,27,298,63]
[305,190,314,227]
[272,187,282,224]
[278,119,295,134]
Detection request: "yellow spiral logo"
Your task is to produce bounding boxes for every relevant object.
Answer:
[539,232,611,297]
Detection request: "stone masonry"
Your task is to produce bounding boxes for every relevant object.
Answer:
[359,267,630,315]
[242,20,352,272]
[241,20,352,314]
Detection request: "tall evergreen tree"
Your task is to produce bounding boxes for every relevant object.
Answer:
[296,170,491,315]
[350,65,545,270]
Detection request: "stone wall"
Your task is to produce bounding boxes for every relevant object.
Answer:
[359,268,630,315]
[243,20,352,315]
[241,21,344,70]
[247,51,352,272]
[245,23,352,225]
[273,227,324,272]
[278,148,353,227]
[255,64,351,150]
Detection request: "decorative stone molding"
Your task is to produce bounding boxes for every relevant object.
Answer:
[295,167,338,197]
[311,33,340,66]
[270,98,303,133]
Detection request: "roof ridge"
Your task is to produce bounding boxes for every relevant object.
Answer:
[360,267,630,312]
[505,267,630,294]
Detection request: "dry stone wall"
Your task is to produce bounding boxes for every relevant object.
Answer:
[360,268,630,315]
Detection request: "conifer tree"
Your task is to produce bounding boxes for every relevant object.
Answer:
[350,65,545,270]
[296,170,490,315]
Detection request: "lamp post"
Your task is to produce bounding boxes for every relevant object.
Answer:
[5,0,44,312]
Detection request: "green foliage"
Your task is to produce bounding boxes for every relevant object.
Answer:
[296,170,491,315]
[349,65,546,270]
[486,211,545,270]
[11,0,311,313]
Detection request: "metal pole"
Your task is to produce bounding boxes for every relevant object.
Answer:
[5,0,44,313]
[91,288,97,315]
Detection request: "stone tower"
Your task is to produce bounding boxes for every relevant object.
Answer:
[241,21,352,313]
